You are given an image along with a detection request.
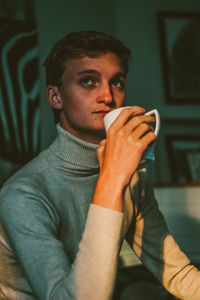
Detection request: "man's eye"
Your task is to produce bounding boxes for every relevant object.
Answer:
[112,80,124,89]
[81,78,96,87]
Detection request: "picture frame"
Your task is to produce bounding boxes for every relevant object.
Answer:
[157,11,200,104]
[165,134,200,183]
[153,118,200,184]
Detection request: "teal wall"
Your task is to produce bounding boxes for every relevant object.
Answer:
[34,0,200,183]
[34,0,117,149]
[114,0,200,182]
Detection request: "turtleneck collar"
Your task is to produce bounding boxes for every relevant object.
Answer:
[49,124,100,172]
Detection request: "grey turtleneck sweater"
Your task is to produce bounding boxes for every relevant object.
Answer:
[0,125,123,300]
[0,124,200,300]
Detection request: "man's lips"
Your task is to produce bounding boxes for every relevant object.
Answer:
[93,110,111,115]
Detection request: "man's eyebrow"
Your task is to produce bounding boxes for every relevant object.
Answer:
[77,70,126,78]
[77,69,100,76]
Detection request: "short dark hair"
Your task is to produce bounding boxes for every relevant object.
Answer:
[43,31,132,122]
[44,30,132,86]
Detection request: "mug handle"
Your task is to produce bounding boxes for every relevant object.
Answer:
[145,109,160,137]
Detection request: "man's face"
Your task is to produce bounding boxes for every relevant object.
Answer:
[58,52,126,144]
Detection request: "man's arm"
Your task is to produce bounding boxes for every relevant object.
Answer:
[125,172,200,300]
[0,182,123,300]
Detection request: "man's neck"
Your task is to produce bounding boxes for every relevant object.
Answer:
[59,124,106,145]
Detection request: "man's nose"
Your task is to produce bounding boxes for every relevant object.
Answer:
[96,83,114,104]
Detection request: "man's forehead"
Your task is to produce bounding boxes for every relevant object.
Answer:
[65,52,124,74]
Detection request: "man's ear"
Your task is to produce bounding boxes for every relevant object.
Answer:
[45,85,63,110]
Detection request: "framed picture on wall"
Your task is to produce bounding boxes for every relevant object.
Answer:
[166,134,200,183]
[157,11,200,104]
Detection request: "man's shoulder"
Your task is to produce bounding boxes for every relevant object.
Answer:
[14,149,49,176]
[1,147,53,196]
[0,147,59,221]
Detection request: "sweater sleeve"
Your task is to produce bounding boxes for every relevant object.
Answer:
[0,183,123,300]
[71,204,123,300]
[126,172,200,300]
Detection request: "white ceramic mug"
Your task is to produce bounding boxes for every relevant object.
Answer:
[104,107,160,161]
[104,106,160,136]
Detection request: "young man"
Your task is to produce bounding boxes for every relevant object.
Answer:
[0,31,199,300]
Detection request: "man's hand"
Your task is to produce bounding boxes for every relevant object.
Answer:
[93,106,156,211]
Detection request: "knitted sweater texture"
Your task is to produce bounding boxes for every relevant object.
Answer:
[0,124,200,300]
